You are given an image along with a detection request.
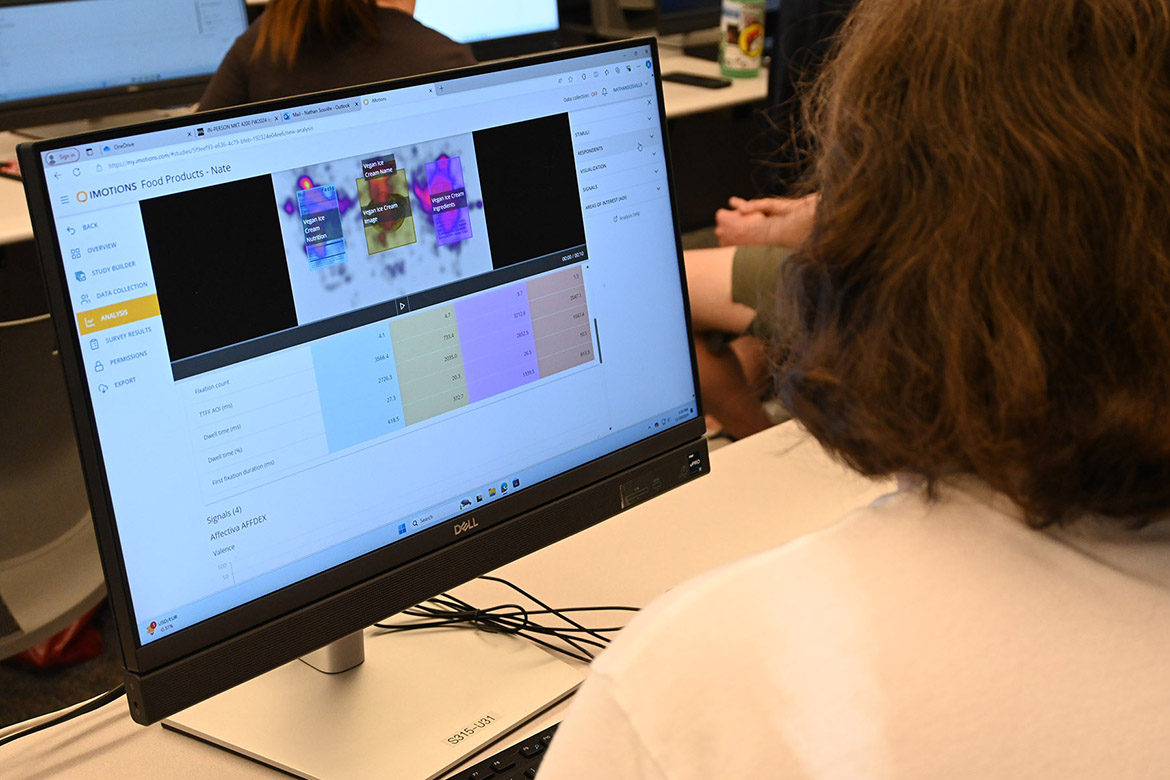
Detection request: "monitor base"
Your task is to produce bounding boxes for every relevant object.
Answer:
[164,622,584,780]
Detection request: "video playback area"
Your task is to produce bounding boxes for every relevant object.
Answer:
[140,113,587,374]
[274,131,493,325]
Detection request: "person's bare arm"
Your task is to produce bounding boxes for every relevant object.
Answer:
[713,194,818,247]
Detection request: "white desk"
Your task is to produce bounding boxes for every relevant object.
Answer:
[0,53,765,249]
[0,131,30,245]
[1,422,891,779]
[657,49,767,117]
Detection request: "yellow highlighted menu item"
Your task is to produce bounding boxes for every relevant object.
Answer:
[77,294,160,334]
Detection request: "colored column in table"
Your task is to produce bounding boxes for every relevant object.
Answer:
[389,304,470,425]
[312,322,407,452]
[454,282,540,403]
[527,267,594,376]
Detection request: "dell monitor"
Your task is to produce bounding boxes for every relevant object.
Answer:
[20,38,707,778]
[414,0,562,61]
[0,0,248,135]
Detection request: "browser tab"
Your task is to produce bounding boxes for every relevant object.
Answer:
[359,82,436,110]
[91,127,201,160]
[196,113,284,138]
[284,97,362,123]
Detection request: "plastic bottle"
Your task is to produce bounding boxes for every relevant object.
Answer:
[719,0,767,78]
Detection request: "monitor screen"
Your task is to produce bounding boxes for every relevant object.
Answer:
[415,0,559,43]
[414,0,561,59]
[0,0,248,131]
[20,39,706,727]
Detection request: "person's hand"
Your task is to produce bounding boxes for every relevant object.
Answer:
[713,194,818,247]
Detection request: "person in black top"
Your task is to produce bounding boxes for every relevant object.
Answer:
[198,0,475,111]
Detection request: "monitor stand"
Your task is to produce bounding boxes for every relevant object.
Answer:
[658,29,723,62]
[164,621,585,780]
[682,41,721,62]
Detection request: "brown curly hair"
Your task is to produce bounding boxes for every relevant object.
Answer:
[775,0,1170,525]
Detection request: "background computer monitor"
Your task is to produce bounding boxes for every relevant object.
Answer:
[655,0,720,35]
[0,0,248,134]
[20,38,706,777]
[653,0,721,60]
[414,0,562,60]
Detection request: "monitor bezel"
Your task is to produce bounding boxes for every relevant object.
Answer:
[20,37,706,722]
[0,0,248,133]
[469,28,564,62]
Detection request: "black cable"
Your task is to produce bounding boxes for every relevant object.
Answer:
[374,575,640,665]
[377,600,602,664]
[479,575,630,645]
[394,590,624,654]
[406,595,625,642]
[414,586,622,650]
[0,684,126,748]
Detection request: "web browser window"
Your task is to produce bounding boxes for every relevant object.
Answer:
[37,44,696,646]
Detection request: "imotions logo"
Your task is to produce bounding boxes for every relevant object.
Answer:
[81,182,138,202]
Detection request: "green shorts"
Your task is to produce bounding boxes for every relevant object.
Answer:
[730,244,790,339]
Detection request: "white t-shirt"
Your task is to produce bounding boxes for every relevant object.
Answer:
[537,480,1170,779]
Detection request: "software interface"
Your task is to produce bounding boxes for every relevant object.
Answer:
[37,45,697,648]
[0,0,246,103]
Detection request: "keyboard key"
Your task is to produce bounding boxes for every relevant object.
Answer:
[490,758,516,772]
[447,723,559,780]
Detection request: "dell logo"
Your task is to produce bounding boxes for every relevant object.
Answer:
[454,518,479,536]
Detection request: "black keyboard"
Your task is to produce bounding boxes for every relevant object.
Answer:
[445,723,559,780]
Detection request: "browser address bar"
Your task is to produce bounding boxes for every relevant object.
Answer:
[106,66,645,172]
[359,70,624,125]
[106,123,318,170]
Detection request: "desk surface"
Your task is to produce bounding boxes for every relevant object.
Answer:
[657,49,768,117]
[0,130,29,246]
[1,423,890,780]
[0,52,764,248]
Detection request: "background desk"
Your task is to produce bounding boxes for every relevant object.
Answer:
[0,51,766,249]
[0,130,30,245]
[1,423,892,780]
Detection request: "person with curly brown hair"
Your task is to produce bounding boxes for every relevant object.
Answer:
[539,0,1170,775]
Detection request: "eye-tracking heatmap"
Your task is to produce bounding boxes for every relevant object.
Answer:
[272,132,492,325]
